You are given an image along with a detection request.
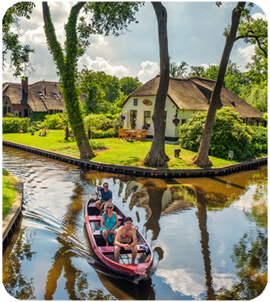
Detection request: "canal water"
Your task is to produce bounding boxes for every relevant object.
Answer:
[2,146,268,300]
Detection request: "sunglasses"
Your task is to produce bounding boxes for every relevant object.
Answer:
[107,207,113,209]
[104,186,108,188]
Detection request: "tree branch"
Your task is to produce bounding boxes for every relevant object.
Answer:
[42,2,65,75]
[235,34,267,57]
[65,2,85,67]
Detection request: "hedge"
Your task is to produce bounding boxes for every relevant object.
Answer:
[2,117,30,133]
[91,128,118,139]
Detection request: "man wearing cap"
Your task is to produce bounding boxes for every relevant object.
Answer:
[114,217,138,265]
[95,182,112,214]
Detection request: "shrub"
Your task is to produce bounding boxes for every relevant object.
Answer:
[90,140,106,150]
[91,128,118,139]
[249,126,268,155]
[179,107,255,159]
[84,114,114,131]
[43,114,63,129]
[2,117,30,133]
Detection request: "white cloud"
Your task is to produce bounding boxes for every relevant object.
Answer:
[137,61,160,83]
[90,35,109,48]
[156,268,205,299]
[212,271,238,291]
[19,22,47,47]
[252,12,267,21]
[78,55,130,78]
[236,44,256,64]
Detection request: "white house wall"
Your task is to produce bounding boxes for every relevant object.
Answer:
[122,96,205,139]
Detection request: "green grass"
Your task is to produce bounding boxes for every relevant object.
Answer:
[3,130,239,169]
[2,169,17,219]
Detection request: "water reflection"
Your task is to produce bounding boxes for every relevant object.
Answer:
[3,228,36,300]
[2,147,268,300]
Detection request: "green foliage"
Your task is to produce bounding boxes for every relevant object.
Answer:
[179,107,264,160]
[240,81,268,113]
[248,126,268,154]
[2,117,30,133]
[118,76,142,95]
[2,2,35,77]
[78,68,140,115]
[83,113,121,139]
[91,129,118,139]
[2,169,17,219]
[169,60,189,78]
[90,140,106,150]
[30,112,47,122]
[43,114,63,129]
[84,114,114,131]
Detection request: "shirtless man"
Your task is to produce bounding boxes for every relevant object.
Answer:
[114,217,138,265]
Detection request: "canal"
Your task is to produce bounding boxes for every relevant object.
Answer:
[2,146,268,300]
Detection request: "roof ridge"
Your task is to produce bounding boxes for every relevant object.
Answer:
[29,80,60,86]
[169,76,216,82]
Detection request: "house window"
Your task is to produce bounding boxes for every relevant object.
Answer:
[130,110,137,129]
[133,99,138,106]
[54,93,59,99]
[143,111,151,129]
[181,119,187,125]
[3,106,11,116]
[39,91,44,97]
[4,97,8,104]
[14,111,21,117]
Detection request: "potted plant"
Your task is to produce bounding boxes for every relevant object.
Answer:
[121,115,126,120]
[173,118,180,126]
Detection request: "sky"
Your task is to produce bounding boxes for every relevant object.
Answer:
[1,0,269,85]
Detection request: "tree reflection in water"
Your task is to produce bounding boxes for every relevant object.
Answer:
[217,175,268,300]
[3,228,36,300]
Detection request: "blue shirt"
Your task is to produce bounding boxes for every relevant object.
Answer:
[99,187,112,201]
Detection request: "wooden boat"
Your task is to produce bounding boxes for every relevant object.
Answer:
[84,194,153,283]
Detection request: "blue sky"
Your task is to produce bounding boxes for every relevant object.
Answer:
[2,1,268,84]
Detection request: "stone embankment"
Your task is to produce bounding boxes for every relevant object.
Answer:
[2,173,23,247]
[3,140,268,179]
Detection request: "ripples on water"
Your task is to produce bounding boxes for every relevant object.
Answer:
[2,147,268,300]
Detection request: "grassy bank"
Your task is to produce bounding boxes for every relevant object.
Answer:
[3,131,241,169]
[2,169,17,219]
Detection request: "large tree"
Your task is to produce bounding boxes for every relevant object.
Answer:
[193,2,246,167]
[42,2,142,158]
[143,2,170,167]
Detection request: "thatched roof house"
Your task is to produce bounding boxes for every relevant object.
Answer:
[121,76,264,140]
[2,77,86,121]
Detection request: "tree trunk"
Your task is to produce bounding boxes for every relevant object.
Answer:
[64,125,69,140]
[193,2,246,167]
[143,2,170,167]
[42,2,95,159]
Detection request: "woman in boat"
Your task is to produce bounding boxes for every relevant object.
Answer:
[100,203,119,246]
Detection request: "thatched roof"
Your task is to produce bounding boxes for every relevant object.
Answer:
[3,80,86,112]
[122,76,263,119]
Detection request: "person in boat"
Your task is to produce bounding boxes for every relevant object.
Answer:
[95,183,112,214]
[114,217,138,265]
[100,203,119,246]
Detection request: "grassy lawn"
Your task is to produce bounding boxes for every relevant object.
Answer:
[2,169,17,219]
[3,130,239,169]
